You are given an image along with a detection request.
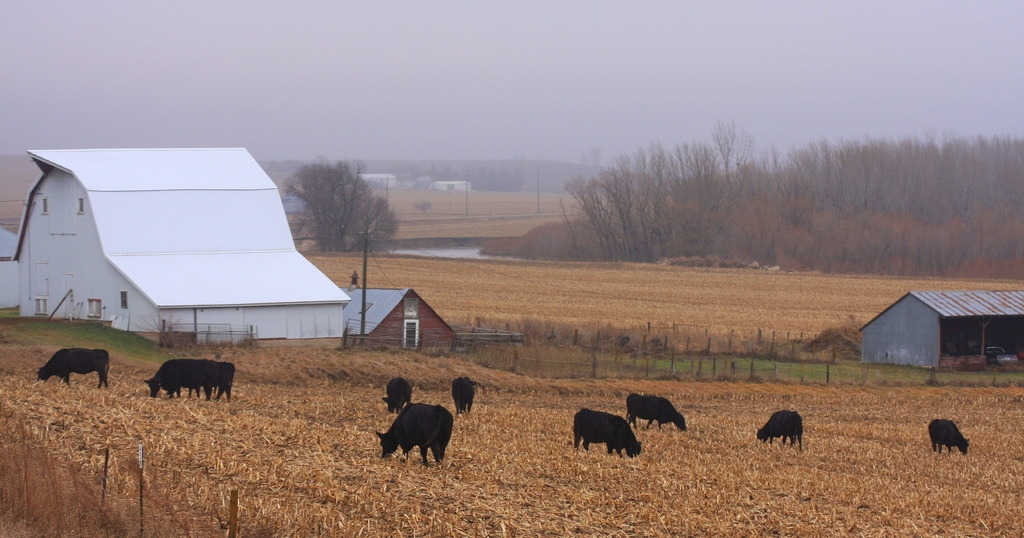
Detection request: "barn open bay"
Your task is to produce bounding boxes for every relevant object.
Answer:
[3,343,1024,536]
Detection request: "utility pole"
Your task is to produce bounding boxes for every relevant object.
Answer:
[464,182,469,217]
[360,219,369,335]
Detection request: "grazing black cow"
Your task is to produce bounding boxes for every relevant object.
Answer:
[145,359,216,400]
[573,408,642,457]
[928,419,969,455]
[382,377,412,413]
[37,348,110,388]
[451,376,477,415]
[377,403,454,466]
[757,410,803,451]
[210,361,235,401]
[625,393,687,430]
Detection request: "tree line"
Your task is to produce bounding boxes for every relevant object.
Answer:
[526,124,1024,278]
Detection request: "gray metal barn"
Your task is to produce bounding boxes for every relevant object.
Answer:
[861,291,1024,367]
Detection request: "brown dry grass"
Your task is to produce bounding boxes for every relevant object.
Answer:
[309,254,1024,337]
[387,190,574,240]
[3,344,1024,537]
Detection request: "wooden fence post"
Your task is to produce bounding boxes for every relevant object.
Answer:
[101,447,110,504]
[573,328,578,346]
[712,358,717,377]
[800,362,805,384]
[228,489,239,538]
[592,349,598,378]
[670,350,676,375]
[697,359,703,378]
[512,347,519,374]
[706,337,712,354]
[138,444,144,538]
[826,363,830,383]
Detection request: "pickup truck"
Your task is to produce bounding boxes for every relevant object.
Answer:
[984,346,1018,365]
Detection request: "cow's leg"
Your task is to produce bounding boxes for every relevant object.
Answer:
[646,419,653,429]
[62,375,71,385]
[420,446,430,466]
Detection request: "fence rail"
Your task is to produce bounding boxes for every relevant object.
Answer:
[162,322,257,347]
[462,343,1024,386]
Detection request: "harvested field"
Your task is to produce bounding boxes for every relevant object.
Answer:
[3,345,1024,536]
[308,254,1024,336]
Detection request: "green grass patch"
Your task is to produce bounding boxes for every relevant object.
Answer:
[0,317,172,363]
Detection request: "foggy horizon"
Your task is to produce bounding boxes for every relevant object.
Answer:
[1,2,1021,164]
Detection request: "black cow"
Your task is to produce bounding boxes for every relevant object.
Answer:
[377,403,454,466]
[38,348,110,388]
[573,408,642,457]
[757,410,803,451]
[451,376,477,415]
[210,361,235,401]
[145,359,216,400]
[625,393,687,430]
[928,419,969,455]
[382,377,412,413]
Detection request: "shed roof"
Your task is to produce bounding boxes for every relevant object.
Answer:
[910,291,1024,317]
[343,288,411,330]
[21,148,348,307]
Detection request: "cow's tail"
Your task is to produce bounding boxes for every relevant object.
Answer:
[425,405,451,448]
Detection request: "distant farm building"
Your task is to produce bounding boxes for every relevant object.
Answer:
[343,288,454,349]
[13,148,349,340]
[861,291,1024,367]
[0,227,18,307]
[429,181,471,192]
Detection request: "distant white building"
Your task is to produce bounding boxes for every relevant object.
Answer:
[429,181,471,192]
[13,148,349,339]
[0,227,18,307]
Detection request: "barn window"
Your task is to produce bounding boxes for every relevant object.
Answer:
[34,298,47,315]
[88,299,102,319]
[404,298,418,319]
[403,320,419,348]
[120,291,128,309]
[78,197,85,214]
[41,197,48,215]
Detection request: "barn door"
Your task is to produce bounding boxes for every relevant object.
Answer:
[403,320,419,348]
[63,273,74,319]
[33,262,49,315]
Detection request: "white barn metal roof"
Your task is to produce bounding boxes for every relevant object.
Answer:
[25,148,348,307]
[910,291,1024,317]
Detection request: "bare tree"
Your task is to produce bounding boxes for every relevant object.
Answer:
[287,161,396,252]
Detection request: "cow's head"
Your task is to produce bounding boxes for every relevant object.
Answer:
[144,378,161,398]
[756,427,768,442]
[377,431,399,458]
[674,414,687,431]
[626,441,642,458]
[37,367,52,382]
[957,438,970,455]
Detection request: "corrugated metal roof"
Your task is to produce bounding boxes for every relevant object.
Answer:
[28,148,273,191]
[89,190,294,254]
[910,291,1024,317]
[343,289,410,330]
[110,251,349,307]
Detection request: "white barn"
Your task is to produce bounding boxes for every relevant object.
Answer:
[13,148,349,339]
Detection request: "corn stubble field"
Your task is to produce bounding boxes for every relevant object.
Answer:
[3,344,1024,537]
[309,254,1024,337]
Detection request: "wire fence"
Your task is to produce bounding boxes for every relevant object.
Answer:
[464,344,1024,386]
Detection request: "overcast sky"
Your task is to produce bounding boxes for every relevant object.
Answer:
[1,1,1021,163]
